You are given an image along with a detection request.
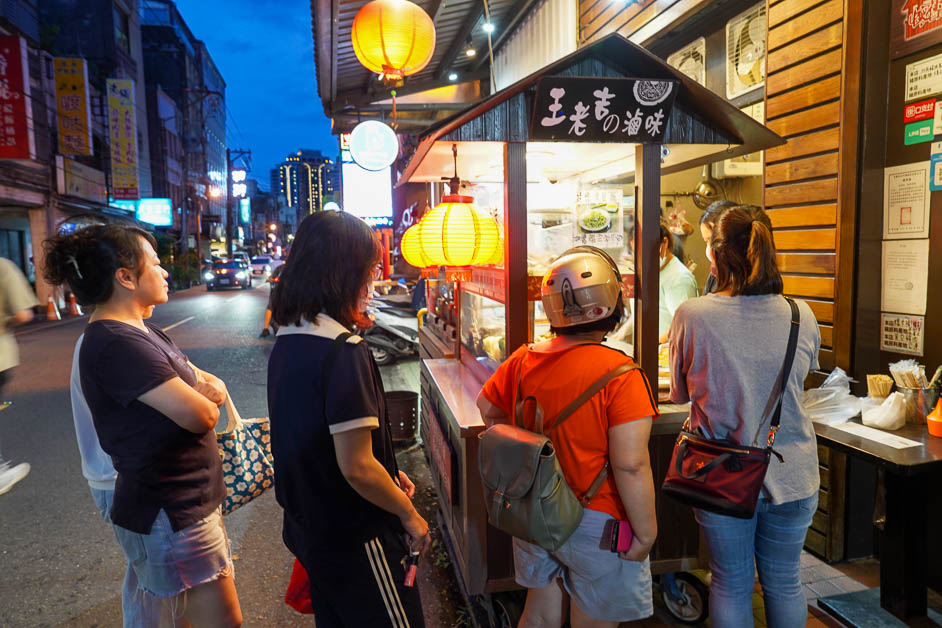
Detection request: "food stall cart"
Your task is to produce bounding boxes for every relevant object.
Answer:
[400,33,784,626]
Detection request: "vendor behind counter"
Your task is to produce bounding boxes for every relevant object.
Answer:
[657,221,698,343]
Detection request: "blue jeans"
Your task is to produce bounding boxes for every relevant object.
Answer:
[695,494,818,628]
[91,487,162,627]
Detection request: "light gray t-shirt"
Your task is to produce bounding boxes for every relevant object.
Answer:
[669,294,821,504]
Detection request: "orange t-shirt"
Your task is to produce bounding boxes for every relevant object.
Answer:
[481,343,659,521]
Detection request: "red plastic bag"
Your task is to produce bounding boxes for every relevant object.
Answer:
[284,558,315,614]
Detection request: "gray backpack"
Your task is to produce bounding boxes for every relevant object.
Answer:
[478,353,638,551]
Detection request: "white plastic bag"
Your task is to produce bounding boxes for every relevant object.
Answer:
[803,367,860,425]
[862,392,906,431]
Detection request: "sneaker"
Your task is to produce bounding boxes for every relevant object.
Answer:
[0,462,29,495]
[259,328,270,338]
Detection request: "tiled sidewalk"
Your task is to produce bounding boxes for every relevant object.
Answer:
[619,551,876,627]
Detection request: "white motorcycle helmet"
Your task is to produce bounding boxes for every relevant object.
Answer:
[541,246,622,328]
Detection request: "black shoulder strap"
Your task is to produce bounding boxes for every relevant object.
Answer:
[767,298,801,443]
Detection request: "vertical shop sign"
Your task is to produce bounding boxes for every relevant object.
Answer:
[0,36,35,159]
[893,0,942,59]
[106,79,139,200]
[530,77,678,143]
[54,58,93,155]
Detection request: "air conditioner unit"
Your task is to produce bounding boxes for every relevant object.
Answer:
[715,102,765,178]
[667,37,706,86]
[726,3,766,100]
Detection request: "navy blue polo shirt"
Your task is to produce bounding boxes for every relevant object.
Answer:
[79,320,225,534]
[268,314,402,554]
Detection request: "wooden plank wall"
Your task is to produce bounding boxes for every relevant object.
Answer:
[579,0,709,45]
[577,0,860,371]
[765,0,855,372]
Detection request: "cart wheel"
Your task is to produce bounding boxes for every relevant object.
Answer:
[492,591,526,628]
[661,572,708,625]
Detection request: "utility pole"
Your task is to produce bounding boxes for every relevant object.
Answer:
[226,147,251,257]
[181,87,222,256]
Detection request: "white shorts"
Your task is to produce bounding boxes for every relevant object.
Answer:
[512,508,653,622]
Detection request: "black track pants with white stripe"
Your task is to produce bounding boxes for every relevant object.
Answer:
[297,526,425,627]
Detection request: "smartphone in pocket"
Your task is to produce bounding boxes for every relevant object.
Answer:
[599,519,633,553]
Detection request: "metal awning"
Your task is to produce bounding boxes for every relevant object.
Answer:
[311,0,541,131]
[398,32,784,185]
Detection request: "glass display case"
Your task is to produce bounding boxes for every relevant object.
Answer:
[459,290,506,373]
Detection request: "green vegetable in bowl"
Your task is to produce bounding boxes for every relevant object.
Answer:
[579,209,610,232]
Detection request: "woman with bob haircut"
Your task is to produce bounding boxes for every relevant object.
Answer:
[268,211,429,627]
[668,205,821,627]
[44,224,242,627]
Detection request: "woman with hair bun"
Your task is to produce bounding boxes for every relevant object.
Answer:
[44,224,242,627]
[668,205,821,628]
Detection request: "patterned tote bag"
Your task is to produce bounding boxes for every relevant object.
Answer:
[216,394,274,514]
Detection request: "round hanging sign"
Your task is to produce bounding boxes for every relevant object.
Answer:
[349,120,399,171]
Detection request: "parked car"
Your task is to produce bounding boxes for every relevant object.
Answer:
[205,260,252,291]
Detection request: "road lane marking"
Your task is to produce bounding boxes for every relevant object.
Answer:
[163,316,195,332]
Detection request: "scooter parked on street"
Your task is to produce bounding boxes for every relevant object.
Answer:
[361,278,425,366]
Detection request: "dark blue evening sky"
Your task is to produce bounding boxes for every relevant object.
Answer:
[176,0,336,191]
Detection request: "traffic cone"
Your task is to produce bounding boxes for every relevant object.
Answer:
[46,296,60,321]
[67,293,82,317]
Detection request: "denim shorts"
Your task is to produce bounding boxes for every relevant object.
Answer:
[112,507,233,598]
[512,508,653,622]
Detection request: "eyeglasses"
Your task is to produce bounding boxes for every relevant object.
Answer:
[372,264,383,281]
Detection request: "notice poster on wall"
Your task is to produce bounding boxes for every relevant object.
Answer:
[884,162,931,239]
[881,239,930,315]
[881,313,925,355]
[906,52,942,100]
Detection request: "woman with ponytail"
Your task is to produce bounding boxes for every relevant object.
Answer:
[44,225,242,627]
[668,205,822,627]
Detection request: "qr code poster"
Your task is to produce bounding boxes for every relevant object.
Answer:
[881,313,925,356]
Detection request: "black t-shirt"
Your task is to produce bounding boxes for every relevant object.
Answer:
[268,317,402,554]
[79,320,225,534]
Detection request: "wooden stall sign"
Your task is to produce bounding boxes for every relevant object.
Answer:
[892,0,942,59]
[426,409,458,505]
[462,266,505,303]
[529,76,678,143]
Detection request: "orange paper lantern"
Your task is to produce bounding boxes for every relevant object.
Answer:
[416,195,500,266]
[351,0,436,83]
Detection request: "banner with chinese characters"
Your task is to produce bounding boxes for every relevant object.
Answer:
[106,79,139,200]
[529,76,678,143]
[0,36,35,159]
[54,58,93,155]
[892,0,942,59]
